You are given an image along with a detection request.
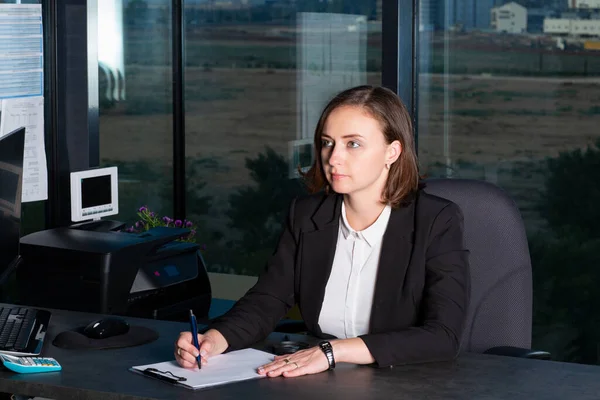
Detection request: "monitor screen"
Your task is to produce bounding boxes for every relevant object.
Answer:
[70,166,119,222]
[0,168,19,205]
[0,127,26,280]
[81,175,112,208]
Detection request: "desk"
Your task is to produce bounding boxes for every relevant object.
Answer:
[0,306,599,400]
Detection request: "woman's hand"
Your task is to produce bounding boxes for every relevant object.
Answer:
[174,328,228,369]
[257,346,329,378]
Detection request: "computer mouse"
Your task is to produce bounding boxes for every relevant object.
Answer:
[270,341,309,355]
[83,317,130,339]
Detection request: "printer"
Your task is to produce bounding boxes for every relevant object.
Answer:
[17,226,211,322]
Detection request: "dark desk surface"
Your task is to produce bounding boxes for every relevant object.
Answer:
[0,306,599,400]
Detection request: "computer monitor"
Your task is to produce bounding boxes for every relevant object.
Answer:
[70,166,119,222]
[0,127,26,282]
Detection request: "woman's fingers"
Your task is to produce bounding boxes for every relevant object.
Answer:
[258,347,329,378]
[258,357,302,377]
[175,331,203,368]
[282,362,306,377]
[198,338,213,358]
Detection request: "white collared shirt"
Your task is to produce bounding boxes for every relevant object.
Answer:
[317,201,392,339]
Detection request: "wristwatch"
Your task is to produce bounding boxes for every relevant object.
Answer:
[318,340,336,370]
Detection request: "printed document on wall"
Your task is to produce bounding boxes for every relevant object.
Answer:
[0,4,43,100]
[0,96,47,202]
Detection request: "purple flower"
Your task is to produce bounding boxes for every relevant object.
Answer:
[191,229,197,236]
[138,206,148,213]
[135,221,142,228]
[126,226,135,233]
[162,216,171,224]
[174,220,183,228]
[185,221,193,228]
[149,212,155,217]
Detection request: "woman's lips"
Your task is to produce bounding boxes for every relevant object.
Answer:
[331,173,348,180]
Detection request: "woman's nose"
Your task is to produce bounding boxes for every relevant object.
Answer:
[328,146,343,165]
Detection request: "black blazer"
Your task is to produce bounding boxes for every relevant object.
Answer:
[210,188,470,367]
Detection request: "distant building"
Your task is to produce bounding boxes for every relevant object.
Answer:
[433,0,499,30]
[570,0,600,8]
[544,18,572,34]
[528,7,555,32]
[544,17,600,36]
[491,2,528,33]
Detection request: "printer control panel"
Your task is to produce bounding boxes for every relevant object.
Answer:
[129,250,199,294]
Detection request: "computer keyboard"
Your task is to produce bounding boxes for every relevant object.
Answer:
[0,306,51,356]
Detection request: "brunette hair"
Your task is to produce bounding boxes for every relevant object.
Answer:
[302,85,419,208]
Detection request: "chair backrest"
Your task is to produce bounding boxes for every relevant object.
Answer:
[423,178,532,353]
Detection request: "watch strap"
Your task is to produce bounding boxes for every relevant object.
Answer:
[318,340,336,370]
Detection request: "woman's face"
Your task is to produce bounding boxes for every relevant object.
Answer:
[320,106,400,199]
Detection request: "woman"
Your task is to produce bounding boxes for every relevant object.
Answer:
[175,85,470,378]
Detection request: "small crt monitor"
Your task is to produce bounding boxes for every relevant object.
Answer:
[70,167,118,222]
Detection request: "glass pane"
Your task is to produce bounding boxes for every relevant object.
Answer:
[98,0,174,225]
[185,2,382,276]
[418,1,600,364]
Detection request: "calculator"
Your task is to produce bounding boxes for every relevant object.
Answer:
[0,353,62,373]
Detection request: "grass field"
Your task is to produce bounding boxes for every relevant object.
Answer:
[124,33,600,76]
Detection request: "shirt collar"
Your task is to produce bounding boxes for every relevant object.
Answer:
[340,201,392,247]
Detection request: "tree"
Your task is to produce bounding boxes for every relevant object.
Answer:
[531,139,600,364]
[540,138,600,240]
[227,147,307,275]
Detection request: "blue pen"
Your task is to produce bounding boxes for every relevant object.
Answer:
[189,309,202,369]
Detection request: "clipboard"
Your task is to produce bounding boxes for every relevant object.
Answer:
[130,348,274,390]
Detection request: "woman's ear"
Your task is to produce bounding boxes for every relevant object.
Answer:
[386,140,402,166]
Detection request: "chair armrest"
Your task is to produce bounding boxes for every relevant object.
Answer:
[274,320,307,334]
[483,346,551,360]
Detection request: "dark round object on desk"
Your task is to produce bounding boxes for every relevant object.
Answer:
[83,317,130,339]
[52,325,159,350]
[270,341,310,355]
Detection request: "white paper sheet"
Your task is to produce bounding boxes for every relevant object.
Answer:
[131,348,274,390]
[0,96,47,202]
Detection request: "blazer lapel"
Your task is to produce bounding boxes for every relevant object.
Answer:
[300,194,342,335]
[369,199,416,334]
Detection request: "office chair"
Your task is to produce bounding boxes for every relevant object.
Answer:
[275,178,550,360]
[423,178,549,359]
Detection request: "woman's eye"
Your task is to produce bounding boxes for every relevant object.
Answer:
[348,141,360,148]
[322,139,333,147]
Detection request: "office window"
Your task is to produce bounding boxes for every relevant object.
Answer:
[98,0,174,223]
[184,2,382,276]
[418,5,600,364]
